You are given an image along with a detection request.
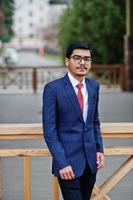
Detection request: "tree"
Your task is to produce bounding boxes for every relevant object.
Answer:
[58,0,125,64]
[0,0,15,43]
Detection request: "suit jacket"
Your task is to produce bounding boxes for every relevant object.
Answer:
[42,73,103,177]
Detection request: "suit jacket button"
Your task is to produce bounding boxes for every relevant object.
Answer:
[85,128,88,131]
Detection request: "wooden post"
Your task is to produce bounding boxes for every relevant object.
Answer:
[32,68,37,93]
[0,158,3,200]
[120,65,126,91]
[24,156,31,200]
[124,0,133,91]
[53,176,59,200]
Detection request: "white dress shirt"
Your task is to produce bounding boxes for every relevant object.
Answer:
[68,72,88,122]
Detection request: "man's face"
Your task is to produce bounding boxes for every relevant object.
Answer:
[65,49,91,80]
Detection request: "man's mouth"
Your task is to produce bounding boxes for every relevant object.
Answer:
[76,67,87,70]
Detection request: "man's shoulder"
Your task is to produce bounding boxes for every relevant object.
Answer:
[44,75,66,90]
[86,77,100,88]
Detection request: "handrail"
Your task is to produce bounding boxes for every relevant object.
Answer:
[0,123,133,139]
[0,147,133,157]
[0,64,125,92]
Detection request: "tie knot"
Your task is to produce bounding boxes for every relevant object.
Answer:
[76,82,83,90]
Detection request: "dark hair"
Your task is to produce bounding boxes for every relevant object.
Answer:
[65,41,92,58]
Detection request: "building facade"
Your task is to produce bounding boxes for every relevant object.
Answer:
[12,0,66,49]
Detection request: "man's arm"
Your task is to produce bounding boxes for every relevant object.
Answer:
[42,84,69,169]
[93,82,105,169]
[42,84,75,179]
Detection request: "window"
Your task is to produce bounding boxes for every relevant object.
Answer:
[29,23,34,27]
[40,18,43,24]
[19,27,22,33]
[29,11,33,16]
[29,33,34,38]
[29,0,33,3]
[18,17,22,22]
[40,5,43,11]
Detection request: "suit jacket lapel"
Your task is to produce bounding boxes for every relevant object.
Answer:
[63,74,84,123]
[85,78,94,124]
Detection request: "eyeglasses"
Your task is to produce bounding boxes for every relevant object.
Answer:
[70,55,92,64]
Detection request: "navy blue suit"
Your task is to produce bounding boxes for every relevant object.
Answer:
[42,74,103,178]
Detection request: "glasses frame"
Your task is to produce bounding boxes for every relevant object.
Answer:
[70,55,92,64]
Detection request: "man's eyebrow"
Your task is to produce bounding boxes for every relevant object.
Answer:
[73,54,91,58]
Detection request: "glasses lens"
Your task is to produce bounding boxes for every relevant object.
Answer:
[73,56,81,64]
[84,57,91,64]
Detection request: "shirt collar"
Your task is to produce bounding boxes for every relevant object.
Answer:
[68,72,85,88]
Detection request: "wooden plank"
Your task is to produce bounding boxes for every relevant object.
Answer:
[92,185,111,200]
[0,135,42,140]
[102,133,133,138]
[0,123,133,140]
[0,147,133,157]
[102,122,133,132]
[0,149,51,157]
[0,123,42,133]
[104,147,133,155]
[0,132,133,139]
[0,158,3,200]
[92,156,133,200]
[24,156,31,200]
[0,124,43,140]
[53,177,59,200]
[92,64,122,69]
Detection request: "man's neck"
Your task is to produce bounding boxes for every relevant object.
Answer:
[68,72,85,82]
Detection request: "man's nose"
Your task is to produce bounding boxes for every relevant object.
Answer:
[80,58,85,64]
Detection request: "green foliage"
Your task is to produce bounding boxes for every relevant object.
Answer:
[0,0,15,43]
[58,0,125,64]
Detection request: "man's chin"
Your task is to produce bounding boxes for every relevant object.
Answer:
[77,72,87,76]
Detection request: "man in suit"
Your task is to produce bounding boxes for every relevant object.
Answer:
[42,42,104,200]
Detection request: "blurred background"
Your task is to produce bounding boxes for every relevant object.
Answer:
[0,0,133,200]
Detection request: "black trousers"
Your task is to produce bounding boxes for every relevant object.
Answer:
[58,165,96,200]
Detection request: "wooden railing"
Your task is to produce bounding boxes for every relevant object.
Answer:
[0,123,133,200]
[0,64,125,93]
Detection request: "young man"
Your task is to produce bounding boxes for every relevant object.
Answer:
[42,42,104,200]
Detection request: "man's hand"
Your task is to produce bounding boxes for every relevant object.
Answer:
[97,152,105,170]
[59,165,75,180]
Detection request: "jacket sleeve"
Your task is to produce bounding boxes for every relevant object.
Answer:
[42,83,69,170]
[93,82,104,153]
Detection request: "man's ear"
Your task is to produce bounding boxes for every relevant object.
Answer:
[65,57,69,67]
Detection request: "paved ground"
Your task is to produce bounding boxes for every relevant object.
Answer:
[0,90,132,123]
[17,51,62,67]
[0,88,133,200]
[0,51,62,67]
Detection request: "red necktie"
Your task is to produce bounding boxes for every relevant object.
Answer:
[76,83,84,112]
